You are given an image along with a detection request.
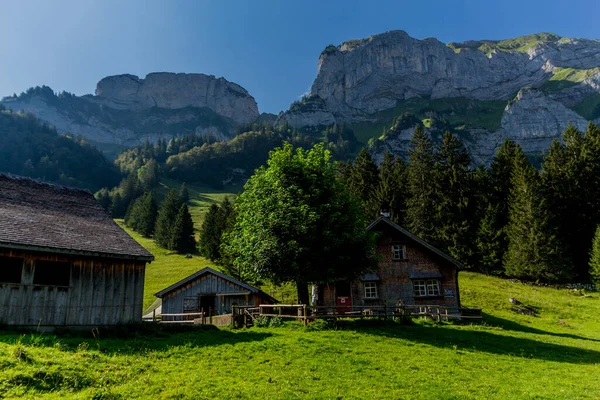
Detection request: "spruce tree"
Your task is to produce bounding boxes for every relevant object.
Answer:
[348,148,380,219]
[179,182,190,204]
[433,132,474,264]
[590,225,600,286]
[199,204,221,260]
[541,125,588,279]
[128,192,158,237]
[171,203,196,253]
[504,148,571,282]
[374,152,407,224]
[155,189,183,250]
[476,139,518,273]
[405,125,436,241]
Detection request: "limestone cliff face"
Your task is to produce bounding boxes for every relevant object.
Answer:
[1,73,259,146]
[304,31,600,120]
[280,30,600,163]
[95,73,258,124]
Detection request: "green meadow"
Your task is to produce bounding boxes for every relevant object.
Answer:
[1,272,599,399]
[1,186,599,399]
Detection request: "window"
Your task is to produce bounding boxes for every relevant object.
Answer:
[413,280,441,297]
[364,282,378,299]
[0,257,23,284]
[33,260,71,286]
[392,244,407,260]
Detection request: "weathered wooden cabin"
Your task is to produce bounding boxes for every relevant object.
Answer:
[155,267,276,320]
[0,174,154,327]
[318,215,463,311]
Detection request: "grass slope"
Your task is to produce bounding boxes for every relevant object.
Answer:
[1,272,599,399]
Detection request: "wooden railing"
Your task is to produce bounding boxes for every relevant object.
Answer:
[231,304,482,327]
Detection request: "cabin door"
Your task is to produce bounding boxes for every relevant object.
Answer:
[199,294,217,316]
[335,281,352,313]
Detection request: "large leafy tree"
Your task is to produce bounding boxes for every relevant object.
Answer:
[405,125,437,242]
[222,143,377,304]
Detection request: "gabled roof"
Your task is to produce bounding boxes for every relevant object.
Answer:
[155,267,275,300]
[0,174,153,261]
[366,216,465,270]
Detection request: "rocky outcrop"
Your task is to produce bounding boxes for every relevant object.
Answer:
[372,89,592,165]
[300,31,600,122]
[501,88,588,141]
[1,73,259,147]
[95,73,258,124]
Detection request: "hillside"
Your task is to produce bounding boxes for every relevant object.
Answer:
[0,107,119,191]
[0,73,259,147]
[0,271,598,398]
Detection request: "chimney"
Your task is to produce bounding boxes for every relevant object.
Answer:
[380,210,391,218]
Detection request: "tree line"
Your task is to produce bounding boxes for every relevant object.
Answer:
[199,123,600,287]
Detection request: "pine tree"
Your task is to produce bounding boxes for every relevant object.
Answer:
[374,152,408,224]
[155,189,183,250]
[348,148,380,219]
[179,183,190,204]
[127,192,158,237]
[504,148,572,282]
[476,139,518,273]
[199,204,221,260]
[590,225,600,286]
[171,203,196,253]
[406,125,436,241]
[433,132,473,264]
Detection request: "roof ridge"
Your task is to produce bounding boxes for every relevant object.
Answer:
[0,173,92,195]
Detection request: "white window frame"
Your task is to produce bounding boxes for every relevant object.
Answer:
[364,282,378,299]
[392,244,407,260]
[413,279,441,297]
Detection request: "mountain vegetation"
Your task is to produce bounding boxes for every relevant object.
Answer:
[0,105,119,191]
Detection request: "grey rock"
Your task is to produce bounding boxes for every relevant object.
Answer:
[1,73,259,146]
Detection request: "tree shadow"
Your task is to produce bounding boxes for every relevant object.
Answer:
[482,313,600,343]
[0,323,273,355]
[332,320,600,364]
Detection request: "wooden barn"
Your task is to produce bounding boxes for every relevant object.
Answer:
[0,174,154,327]
[318,215,463,311]
[155,267,276,321]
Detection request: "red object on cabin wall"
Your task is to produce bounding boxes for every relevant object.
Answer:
[336,296,352,313]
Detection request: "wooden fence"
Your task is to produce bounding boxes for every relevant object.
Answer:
[232,304,482,327]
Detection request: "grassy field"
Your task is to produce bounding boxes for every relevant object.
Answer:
[2,186,599,398]
[1,271,599,399]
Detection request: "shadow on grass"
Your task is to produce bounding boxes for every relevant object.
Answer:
[0,323,272,355]
[321,319,600,364]
[483,313,600,343]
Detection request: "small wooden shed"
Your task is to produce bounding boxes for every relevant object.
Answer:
[0,174,154,327]
[155,267,276,320]
[318,215,463,311]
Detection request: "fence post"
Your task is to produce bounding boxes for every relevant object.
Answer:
[303,305,307,326]
[152,309,156,323]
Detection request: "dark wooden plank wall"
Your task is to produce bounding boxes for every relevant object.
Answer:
[322,224,461,309]
[162,274,253,315]
[0,248,145,326]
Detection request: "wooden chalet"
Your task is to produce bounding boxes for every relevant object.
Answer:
[0,174,154,327]
[318,215,463,312]
[155,267,276,321]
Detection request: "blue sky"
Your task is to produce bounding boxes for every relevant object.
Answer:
[1,0,599,114]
